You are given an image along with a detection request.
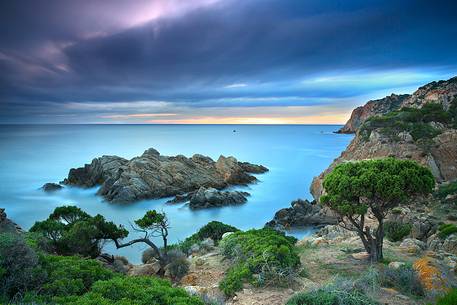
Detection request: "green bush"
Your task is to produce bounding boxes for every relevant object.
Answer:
[379,264,424,296]
[178,221,239,254]
[359,102,455,142]
[55,276,204,305]
[435,288,457,305]
[435,181,457,200]
[438,223,457,239]
[39,254,116,298]
[218,228,300,296]
[286,283,379,305]
[0,233,46,299]
[219,265,252,296]
[384,221,412,242]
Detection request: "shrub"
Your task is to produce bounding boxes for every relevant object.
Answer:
[286,278,379,305]
[218,228,300,296]
[165,249,190,280]
[56,276,204,305]
[379,264,424,296]
[438,223,457,239]
[219,265,252,297]
[359,102,455,142]
[142,247,157,264]
[0,233,46,299]
[384,221,412,242]
[178,221,239,254]
[435,181,457,200]
[435,288,457,305]
[39,254,116,298]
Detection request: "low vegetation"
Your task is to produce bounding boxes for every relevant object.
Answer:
[379,264,424,297]
[384,221,412,242]
[0,230,202,304]
[434,288,457,305]
[435,180,457,201]
[360,102,457,142]
[219,227,300,296]
[177,221,239,254]
[438,223,457,239]
[286,276,379,305]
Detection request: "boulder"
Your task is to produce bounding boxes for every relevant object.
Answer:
[399,238,426,255]
[63,148,267,203]
[127,261,161,276]
[388,261,406,269]
[265,199,338,230]
[41,182,63,192]
[189,187,249,209]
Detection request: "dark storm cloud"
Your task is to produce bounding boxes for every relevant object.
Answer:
[1,0,457,123]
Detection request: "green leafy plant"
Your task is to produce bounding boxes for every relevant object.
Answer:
[39,255,116,298]
[359,102,456,142]
[438,223,457,239]
[321,158,434,261]
[0,233,46,299]
[54,276,204,305]
[218,228,300,296]
[435,288,457,305]
[178,221,239,254]
[384,221,412,242]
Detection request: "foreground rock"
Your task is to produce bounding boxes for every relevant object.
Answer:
[63,148,268,203]
[265,199,338,230]
[41,182,63,192]
[312,76,457,200]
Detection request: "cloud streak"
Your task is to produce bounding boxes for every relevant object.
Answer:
[0,0,456,123]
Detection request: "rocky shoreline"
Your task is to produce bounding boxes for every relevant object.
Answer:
[61,148,268,203]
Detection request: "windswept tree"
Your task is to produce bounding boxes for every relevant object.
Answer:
[31,206,171,270]
[321,158,434,261]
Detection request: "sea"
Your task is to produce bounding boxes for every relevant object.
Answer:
[0,124,353,263]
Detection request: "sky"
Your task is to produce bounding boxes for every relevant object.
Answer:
[1,0,457,124]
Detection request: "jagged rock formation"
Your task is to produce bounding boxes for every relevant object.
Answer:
[312,76,457,200]
[0,208,22,233]
[63,148,268,203]
[265,199,338,230]
[337,94,409,134]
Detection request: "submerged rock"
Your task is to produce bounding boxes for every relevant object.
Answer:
[41,182,63,192]
[265,199,338,230]
[63,148,267,203]
[189,187,249,209]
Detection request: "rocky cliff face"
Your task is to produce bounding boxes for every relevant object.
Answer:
[312,77,457,200]
[0,208,22,233]
[64,148,268,203]
[336,94,408,134]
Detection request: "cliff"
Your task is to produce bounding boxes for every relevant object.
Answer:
[312,76,457,200]
[336,94,409,134]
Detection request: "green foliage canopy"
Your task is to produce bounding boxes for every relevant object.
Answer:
[321,158,434,217]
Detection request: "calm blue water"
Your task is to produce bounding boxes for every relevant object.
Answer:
[0,124,352,263]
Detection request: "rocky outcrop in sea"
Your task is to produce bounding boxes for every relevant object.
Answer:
[63,148,268,203]
[265,199,338,230]
[0,208,22,234]
[312,76,457,200]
